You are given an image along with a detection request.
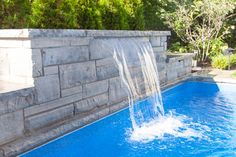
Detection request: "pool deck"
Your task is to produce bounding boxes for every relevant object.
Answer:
[192,68,236,84]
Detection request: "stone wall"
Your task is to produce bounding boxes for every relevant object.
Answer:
[0,29,192,156]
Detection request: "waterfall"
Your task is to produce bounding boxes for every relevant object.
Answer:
[112,38,164,129]
[90,38,205,142]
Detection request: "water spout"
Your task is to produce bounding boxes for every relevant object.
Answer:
[112,38,164,129]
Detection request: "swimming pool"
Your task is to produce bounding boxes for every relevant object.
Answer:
[21,81,236,157]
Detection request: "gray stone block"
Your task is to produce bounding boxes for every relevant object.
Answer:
[90,39,113,60]
[86,30,171,37]
[0,149,3,157]
[109,77,127,104]
[42,46,89,66]
[96,58,119,80]
[70,37,92,46]
[153,46,164,53]
[94,108,110,119]
[44,66,58,76]
[0,110,24,145]
[0,88,34,115]
[155,53,167,63]
[161,36,167,42]
[32,49,43,77]
[109,101,128,113]
[59,61,96,89]
[150,37,161,47]
[96,65,119,80]
[96,57,114,67]
[61,85,82,97]
[166,69,178,82]
[28,38,71,48]
[34,74,60,103]
[25,104,74,131]
[24,92,82,117]
[75,93,108,114]
[83,80,108,98]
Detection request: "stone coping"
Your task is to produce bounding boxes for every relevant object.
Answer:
[0,81,33,94]
[166,53,195,63]
[0,29,171,39]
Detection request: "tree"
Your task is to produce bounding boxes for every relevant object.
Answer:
[0,0,31,28]
[77,0,103,29]
[126,0,145,30]
[162,0,236,62]
[30,0,78,28]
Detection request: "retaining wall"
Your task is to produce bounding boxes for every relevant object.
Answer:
[0,29,192,156]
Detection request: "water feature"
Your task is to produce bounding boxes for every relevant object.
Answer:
[112,38,164,129]
[111,38,204,142]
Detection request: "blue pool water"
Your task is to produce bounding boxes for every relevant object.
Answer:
[21,81,236,157]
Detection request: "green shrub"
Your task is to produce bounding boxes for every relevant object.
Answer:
[232,72,236,78]
[209,39,225,59]
[30,0,78,28]
[231,54,236,65]
[0,0,31,28]
[212,54,236,69]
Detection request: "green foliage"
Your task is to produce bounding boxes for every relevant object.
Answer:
[232,72,236,78]
[0,0,31,28]
[30,0,78,28]
[98,0,130,30]
[162,0,236,62]
[168,42,190,53]
[77,0,103,29]
[209,39,225,59]
[0,0,145,30]
[212,54,236,69]
[211,55,228,69]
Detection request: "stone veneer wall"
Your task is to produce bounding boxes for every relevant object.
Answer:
[0,29,192,155]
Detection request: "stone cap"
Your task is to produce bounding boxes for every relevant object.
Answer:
[0,29,171,39]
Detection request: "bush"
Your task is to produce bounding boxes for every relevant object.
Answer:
[0,0,145,30]
[212,54,236,69]
[212,55,228,69]
[30,0,78,28]
[0,0,31,28]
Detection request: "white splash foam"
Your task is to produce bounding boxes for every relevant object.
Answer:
[129,112,208,143]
